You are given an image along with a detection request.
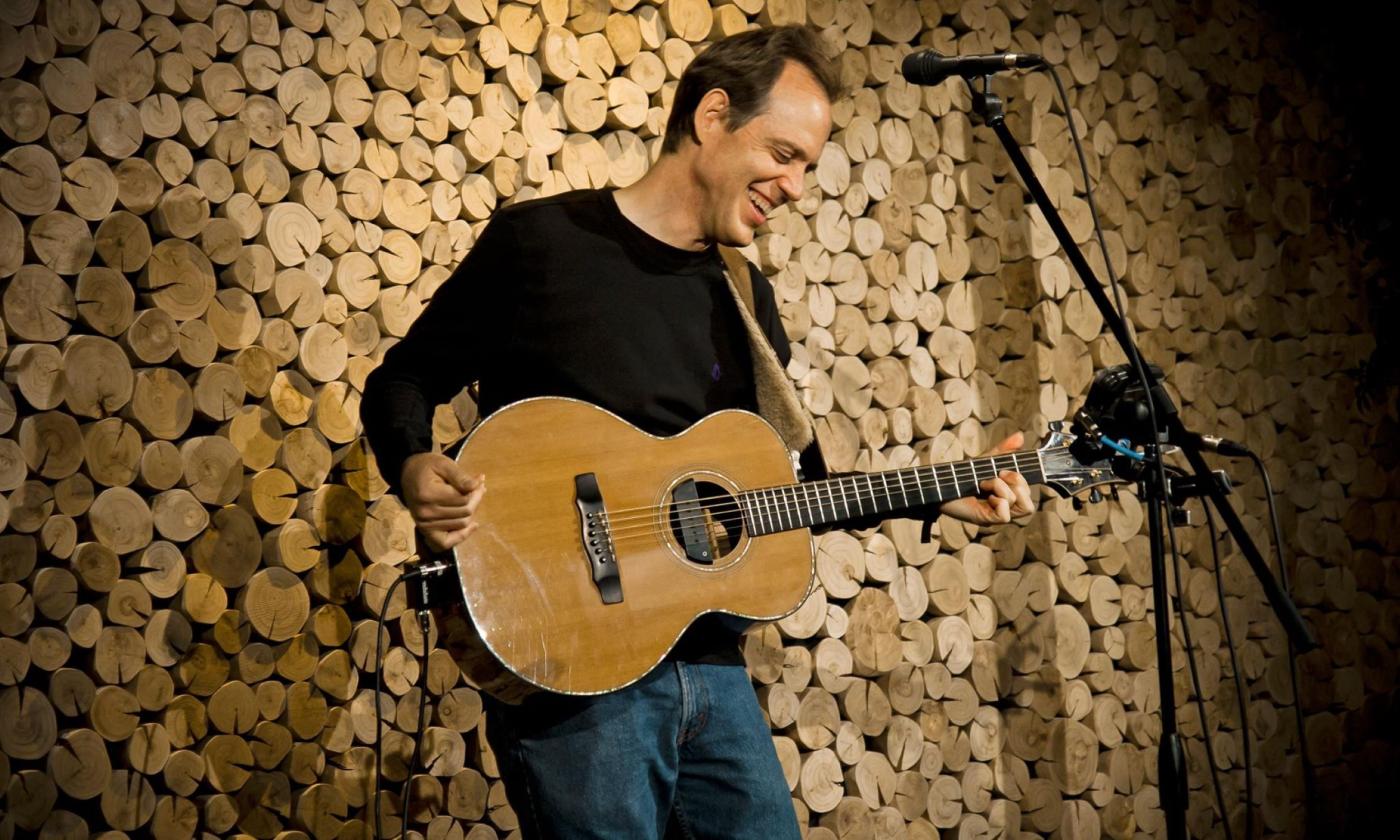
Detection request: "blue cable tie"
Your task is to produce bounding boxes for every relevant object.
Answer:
[1100,436,1146,461]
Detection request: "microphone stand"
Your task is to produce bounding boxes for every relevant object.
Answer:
[958,74,1317,840]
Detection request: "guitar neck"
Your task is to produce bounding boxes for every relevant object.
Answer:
[740,449,1046,536]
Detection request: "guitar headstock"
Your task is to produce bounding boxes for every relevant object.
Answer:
[1037,420,1134,500]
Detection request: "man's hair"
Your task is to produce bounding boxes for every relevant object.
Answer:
[661,26,843,154]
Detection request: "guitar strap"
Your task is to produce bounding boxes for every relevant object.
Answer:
[717,246,815,453]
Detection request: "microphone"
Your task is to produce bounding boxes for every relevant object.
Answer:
[901,50,1045,85]
[1182,432,1252,457]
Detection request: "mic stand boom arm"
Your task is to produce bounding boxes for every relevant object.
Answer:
[964,75,1314,652]
[959,73,1317,840]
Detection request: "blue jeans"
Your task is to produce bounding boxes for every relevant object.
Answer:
[484,662,801,839]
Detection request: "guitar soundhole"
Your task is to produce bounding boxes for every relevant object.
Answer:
[667,480,746,565]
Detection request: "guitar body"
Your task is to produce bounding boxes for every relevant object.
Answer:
[451,398,815,696]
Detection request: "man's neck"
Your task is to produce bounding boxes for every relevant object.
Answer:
[612,154,711,252]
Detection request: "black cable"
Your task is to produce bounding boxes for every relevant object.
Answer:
[1163,490,1234,840]
[374,574,407,840]
[1045,66,1170,534]
[398,638,433,839]
[1046,67,1133,330]
[1200,497,1254,840]
[1048,62,1199,832]
[1247,450,1316,836]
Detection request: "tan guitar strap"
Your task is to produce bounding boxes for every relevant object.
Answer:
[717,245,814,453]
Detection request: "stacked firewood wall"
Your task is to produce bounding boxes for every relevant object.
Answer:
[1,0,1394,837]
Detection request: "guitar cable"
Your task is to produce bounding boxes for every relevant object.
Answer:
[374,556,456,839]
[399,642,433,836]
[373,573,406,840]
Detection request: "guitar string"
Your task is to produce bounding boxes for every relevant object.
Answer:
[600,462,1046,533]
[592,451,1045,523]
[601,469,1088,546]
[602,464,1058,546]
[598,463,1093,540]
[601,460,1067,536]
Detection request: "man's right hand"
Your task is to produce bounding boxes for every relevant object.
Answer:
[400,452,486,553]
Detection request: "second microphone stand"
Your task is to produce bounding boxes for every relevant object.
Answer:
[961,74,1317,840]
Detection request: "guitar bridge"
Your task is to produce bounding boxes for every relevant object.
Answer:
[574,473,622,604]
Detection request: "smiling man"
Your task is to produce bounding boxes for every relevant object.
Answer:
[362,25,1030,840]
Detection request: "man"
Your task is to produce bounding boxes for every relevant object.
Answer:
[362,25,1034,839]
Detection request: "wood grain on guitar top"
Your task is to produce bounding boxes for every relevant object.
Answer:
[452,398,816,696]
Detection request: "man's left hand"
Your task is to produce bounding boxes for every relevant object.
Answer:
[939,432,1036,526]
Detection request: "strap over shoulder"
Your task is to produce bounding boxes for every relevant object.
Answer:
[716,246,814,453]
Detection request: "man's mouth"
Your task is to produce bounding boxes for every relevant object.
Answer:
[748,189,774,220]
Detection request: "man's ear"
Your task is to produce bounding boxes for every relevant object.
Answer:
[693,87,731,144]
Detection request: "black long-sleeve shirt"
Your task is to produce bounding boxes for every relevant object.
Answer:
[361,188,791,664]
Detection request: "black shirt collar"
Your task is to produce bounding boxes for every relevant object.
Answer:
[599,189,720,276]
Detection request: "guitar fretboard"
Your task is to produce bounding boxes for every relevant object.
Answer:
[739,450,1046,536]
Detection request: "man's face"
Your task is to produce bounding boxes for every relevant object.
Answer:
[694,62,832,247]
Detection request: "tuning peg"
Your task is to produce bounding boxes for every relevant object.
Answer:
[1088,488,1103,504]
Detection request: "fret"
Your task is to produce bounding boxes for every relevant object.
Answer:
[750,448,1050,533]
[743,449,1049,536]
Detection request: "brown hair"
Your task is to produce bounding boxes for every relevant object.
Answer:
[661,25,843,154]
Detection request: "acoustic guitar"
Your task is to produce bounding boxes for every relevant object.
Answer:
[445,396,1123,697]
